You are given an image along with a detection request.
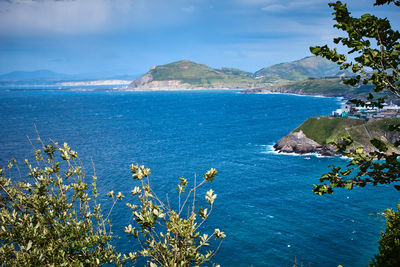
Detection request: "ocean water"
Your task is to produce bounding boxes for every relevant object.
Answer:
[0,90,399,266]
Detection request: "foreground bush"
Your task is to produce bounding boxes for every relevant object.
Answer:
[0,137,224,266]
[0,138,121,266]
[369,205,400,267]
[123,165,225,266]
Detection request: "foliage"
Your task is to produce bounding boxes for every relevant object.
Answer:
[309,0,400,194]
[0,138,122,266]
[0,134,225,266]
[310,0,400,107]
[310,0,400,265]
[369,205,400,267]
[123,164,225,266]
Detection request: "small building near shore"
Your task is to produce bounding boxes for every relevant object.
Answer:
[332,101,400,119]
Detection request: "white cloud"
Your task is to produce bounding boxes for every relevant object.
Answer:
[0,0,112,34]
[234,0,279,5]
[181,5,195,12]
[260,0,327,12]
[0,0,199,35]
[261,4,286,12]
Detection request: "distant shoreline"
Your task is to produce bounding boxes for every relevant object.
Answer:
[244,90,344,99]
[58,80,131,86]
[0,87,346,100]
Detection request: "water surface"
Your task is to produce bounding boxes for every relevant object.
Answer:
[1,90,398,266]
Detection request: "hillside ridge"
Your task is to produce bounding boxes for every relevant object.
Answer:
[127,56,342,91]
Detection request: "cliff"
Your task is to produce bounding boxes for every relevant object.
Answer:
[274,130,338,156]
[274,117,400,156]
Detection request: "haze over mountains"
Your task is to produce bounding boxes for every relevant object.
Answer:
[0,56,339,84]
[1,56,358,97]
[0,70,139,83]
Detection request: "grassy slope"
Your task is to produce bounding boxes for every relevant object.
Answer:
[276,78,374,98]
[254,56,341,82]
[295,117,400,149]
[218,68,253,78]
[150,60,259,88]
[143,57,346,89]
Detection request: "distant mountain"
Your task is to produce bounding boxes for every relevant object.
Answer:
[0,70,70,81]
[128,60,260,90]
[0,70,141,85]
[254,56,344,83]
[1,56,350,90]
[127,56,352,91]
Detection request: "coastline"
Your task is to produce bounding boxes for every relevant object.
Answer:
[272,116,400,158]
[0,87,348,102]
[246,90,344,100]
[262,144,340,158]
[242,87,348,100]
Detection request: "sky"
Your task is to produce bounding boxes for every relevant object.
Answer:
[0,0,399,77]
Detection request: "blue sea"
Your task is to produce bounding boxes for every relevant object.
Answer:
[1,89,399,266]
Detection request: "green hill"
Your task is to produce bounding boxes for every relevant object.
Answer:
[254,56,343,83]
[274,116,400,156]
[218,67,253,78]
[295,116,400,151]
[127,57,355,91]
[128,60,260,90]
[151,60,258,86]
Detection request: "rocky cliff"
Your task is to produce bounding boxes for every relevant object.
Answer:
[273,130,338,156]
[274,117,400,156]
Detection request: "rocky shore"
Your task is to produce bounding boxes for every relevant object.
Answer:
[273,130,338,156]
[274,117,400,157]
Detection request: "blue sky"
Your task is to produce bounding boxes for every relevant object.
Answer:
[0,0,399,76]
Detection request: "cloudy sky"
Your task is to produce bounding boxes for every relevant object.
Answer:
[0,0,399,76]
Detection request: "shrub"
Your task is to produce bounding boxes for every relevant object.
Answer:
[123,165,225,266]
[0,138,121,266]
[369,204,400,267]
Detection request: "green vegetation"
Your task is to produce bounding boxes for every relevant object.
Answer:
[0,137,224,266]
[295,116,400,151]
[254,56,342,82]
[274,78,374,98]
[310,0,400,265]
[125,165,225,266]
[369,204,400,266]
[295,117,363,145]
[149,60,259,88]
[310,0,400,194]
[130,56,348,90]
[0,139,121,266]
[218,67,253,78]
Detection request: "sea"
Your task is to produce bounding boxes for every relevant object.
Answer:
[0,89,399,266]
